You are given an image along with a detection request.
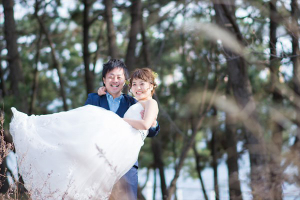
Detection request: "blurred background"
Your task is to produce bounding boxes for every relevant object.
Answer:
[0,0,300,199]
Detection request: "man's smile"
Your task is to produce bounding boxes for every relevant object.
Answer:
[110,84,120,88]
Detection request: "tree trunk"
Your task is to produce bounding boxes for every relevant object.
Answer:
[225,112,242,200]
[166,69,218,199]
[211,107,219,200]
[83,0,95,94]
[29,30,42,115]
[0,157,9,193]
[213,1,269,199]
[104,0,118,58]
[269,1,283,199]
[125,0,142,72]
[166,117,205,200]
[192,143,209,200]
[140,15,151,68]
[291,0,300,95]
[35,0,68,111]
[151,138,167,200]
[137,185,146,200]
[0,46,7,98]
[3,0,28,112]
[153,168,157,200]
[291,0,300,145]
[289,0,300,186]
[93,24,105,74]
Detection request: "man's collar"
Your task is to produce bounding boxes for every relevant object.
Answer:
[106,92,123,100]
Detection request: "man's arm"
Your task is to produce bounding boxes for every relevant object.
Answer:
[147,123,160,137]
[84,93,98,106]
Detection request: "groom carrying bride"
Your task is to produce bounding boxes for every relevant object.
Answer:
[85,59,160,200]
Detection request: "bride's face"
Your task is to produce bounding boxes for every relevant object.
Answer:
[131,78,153,101]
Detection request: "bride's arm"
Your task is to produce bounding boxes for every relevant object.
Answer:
[124,99,159,130]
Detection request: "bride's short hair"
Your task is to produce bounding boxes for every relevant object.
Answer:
[129,68,157,95]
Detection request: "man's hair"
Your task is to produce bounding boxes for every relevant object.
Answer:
[102,59,129,85]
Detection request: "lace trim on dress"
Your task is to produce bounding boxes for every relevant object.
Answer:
[139,130,148,141]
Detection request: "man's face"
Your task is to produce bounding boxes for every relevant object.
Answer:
[103,68,126,98]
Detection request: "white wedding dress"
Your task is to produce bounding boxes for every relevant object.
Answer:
[9,103,148,200]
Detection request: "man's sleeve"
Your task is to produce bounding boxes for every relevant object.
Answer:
[85,93,95,105]
[147,123,160,137]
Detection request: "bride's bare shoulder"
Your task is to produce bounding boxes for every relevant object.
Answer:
[140,99,158,109]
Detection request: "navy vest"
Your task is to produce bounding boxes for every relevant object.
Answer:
[85,93,137,117]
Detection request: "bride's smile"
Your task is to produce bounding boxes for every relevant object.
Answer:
[131,79,153,101]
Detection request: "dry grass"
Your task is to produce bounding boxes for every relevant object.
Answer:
[0,109,30,199]
[0,110,12,165]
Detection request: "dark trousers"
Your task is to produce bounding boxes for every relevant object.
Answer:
[109,167,138,200]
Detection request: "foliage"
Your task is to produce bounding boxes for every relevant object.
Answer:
[1,0,300,199]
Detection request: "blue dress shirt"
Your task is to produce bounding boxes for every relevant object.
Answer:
[106,93,124,113]
[105,92,159,129]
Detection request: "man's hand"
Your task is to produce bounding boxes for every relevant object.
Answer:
[98,87,107,96]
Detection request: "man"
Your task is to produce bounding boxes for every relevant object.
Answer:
[85,59,160,199]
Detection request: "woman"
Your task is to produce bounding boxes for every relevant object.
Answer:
[9,68,159,200]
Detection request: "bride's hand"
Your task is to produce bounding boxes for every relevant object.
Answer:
[98,87,107,96]
[140,110,145,119]
[151,120,157,128]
